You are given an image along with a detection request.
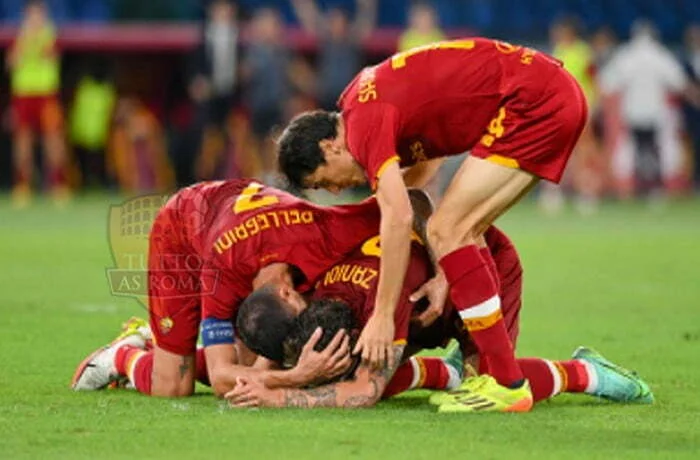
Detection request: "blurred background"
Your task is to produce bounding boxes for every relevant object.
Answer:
[2,0,700,213]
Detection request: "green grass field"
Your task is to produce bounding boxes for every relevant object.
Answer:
[1,195,699,459]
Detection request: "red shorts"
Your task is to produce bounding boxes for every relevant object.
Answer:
[12,95,64,133]
[148,195,202,356]
[471,66,588,184]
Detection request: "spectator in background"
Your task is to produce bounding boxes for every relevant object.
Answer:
[108,97,174,193]
[540,17,601,214]
[398,1,445,52]
[69,61,116,188]
[601,20,700,199]
[291,0,377,111]
[6,0,68,207]
[241,7,294,180]
[682,24,700,190]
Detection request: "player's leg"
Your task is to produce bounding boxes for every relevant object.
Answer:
[11,98,35,207]
[427,156,537,395]
[382,350,463,398]
[40,97,69,200]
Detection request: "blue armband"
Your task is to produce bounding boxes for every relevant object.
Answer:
[201,317,235,347]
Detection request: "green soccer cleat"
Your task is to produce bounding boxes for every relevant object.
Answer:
[428,343,465,405]
[572,346,654,404]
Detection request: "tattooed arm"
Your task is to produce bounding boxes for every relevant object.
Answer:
[227,345,405,409]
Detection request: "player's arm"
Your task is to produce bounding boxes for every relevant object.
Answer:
[227,344,405,408]
[291,0,321,35]
[354,0,377,40]
[354,161,413,368]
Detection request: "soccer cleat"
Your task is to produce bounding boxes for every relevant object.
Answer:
[443,343,465,381]
[71,317,149,391]
[572,346,654,404]
[437,375,534,413]
[428,344,466,405]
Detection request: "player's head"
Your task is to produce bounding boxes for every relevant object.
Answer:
[282,298,359,381]
[236,283,308,362]
[208,0,237,24]
[631,19,658,41]
[277,110,366,193]
[327,6,350,39]
[408,2,439,34]
[23,0,47,28]
[550,16,581,44]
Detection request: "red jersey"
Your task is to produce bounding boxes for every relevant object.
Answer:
[167,179,381,321]
[338,37,564,188]
[311,238,432,343]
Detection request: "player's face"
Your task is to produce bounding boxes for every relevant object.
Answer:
[306,139,366,193]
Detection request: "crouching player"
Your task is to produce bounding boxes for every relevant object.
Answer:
[226,228,654,409]
[71,179,383,397]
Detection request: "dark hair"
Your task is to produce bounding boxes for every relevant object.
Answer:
[235,286,295,362]
[282,298,357,370]
[277,110,339,189]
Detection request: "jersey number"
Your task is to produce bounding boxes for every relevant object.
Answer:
[360,233,424,258]
[391,39,476,70]
[233,182,279,214]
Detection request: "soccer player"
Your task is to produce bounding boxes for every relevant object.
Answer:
[226,229,654,409]
[7,0,68,206]
[277,37,589,411]
[72,179,383,397]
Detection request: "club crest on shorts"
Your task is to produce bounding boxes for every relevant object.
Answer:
[107,194,169,307]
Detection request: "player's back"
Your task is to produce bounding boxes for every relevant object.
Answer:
[313,238,432,337]
[339,37,563,160]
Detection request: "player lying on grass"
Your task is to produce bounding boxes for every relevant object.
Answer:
[277,37,590,411]
[226,228,654,409]
[72,179,385,397]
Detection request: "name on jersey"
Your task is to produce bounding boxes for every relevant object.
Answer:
[213,209,314,255]
[358,66,378,103]
[319,263,378,290]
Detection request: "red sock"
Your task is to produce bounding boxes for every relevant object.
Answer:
[518,358,592,402]
[440,245,523,387]
[479,246,500,292]
[195,348,209,387]
[48,166,66,189]
[382,357,457,398]
[115,345,152,395]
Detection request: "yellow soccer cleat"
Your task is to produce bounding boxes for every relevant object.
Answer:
[437,375,534,413]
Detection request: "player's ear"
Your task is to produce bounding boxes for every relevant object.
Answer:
[318,138,336,158]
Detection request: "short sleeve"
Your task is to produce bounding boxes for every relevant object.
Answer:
[200,262,247,321]
[343,103,401,190]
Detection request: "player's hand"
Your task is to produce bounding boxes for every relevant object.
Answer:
[353,312,394,370]
[410,271,448,327]
[295,327,352,384]
[226,377,282,408]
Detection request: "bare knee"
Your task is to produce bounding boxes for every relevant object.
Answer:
[427,215,481,257]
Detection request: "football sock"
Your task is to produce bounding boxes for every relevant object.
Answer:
[47,166,66,189]
[517,358,595,402]
[195,347,210,386]
[382,357,461,398]
[115,345,152,395]
[440,244,523,388]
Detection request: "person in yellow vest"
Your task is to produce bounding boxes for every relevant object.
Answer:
[397,2,446,52]
[6,0,67,206]
[69,64,117,188]
[540,17,602,215]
